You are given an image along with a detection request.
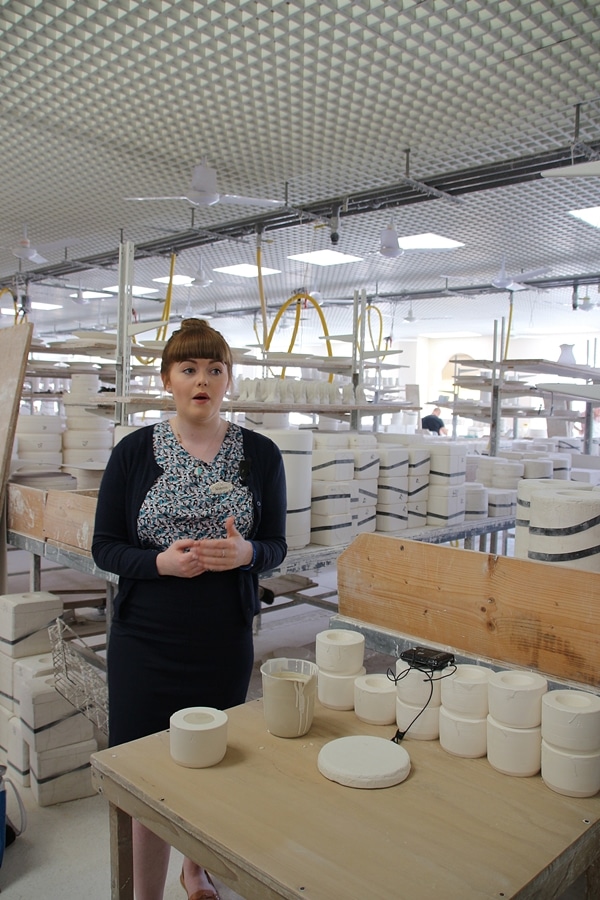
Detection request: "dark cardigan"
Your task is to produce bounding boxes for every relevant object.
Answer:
[91,424,287,624]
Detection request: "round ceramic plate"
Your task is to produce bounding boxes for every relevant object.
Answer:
[317,735,410,789]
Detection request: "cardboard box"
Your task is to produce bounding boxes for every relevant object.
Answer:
[7,484,47,540]
[43,489,98,551]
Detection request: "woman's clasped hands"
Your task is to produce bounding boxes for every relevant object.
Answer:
[155,516,253,577]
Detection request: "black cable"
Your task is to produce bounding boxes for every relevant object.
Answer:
[387,662,457,743]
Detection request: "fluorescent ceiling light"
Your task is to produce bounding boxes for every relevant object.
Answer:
[104,285,159,296]
[569,207,600,228]
[212,264,280,277]
[288,250,363,266]
[397,233,464,250]
[421,331,481,338]
[152,275,195,285]
[68,291,110,300]
[1,301,64,314]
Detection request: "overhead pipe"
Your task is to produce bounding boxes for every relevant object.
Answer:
[6,140,600,291]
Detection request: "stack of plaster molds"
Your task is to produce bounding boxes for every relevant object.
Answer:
[62,373,113,488]
[0,592,98,806]
[15,414,64,472]
[310,433,356,545]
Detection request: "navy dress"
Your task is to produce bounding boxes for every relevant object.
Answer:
[106,422,255,746]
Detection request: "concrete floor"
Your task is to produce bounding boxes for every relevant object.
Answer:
[0,551,588,899]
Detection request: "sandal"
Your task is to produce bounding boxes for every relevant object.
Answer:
[180,866,221,900]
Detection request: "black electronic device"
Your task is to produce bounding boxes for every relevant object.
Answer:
[399,646,455,671]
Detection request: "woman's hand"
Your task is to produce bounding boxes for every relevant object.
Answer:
[156,539,206,578]
[195,516,254,572]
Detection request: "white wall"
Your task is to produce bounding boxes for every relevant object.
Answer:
[405,334,599,412]
[390,333,599,437]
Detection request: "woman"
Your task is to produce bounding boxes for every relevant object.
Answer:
[92,318,287,900]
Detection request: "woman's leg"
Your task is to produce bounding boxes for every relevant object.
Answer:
[181,858,220,898]
[133,820,171,900]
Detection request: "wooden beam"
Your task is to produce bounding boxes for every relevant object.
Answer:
[337,534,600,686]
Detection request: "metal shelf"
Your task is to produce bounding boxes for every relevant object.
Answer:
[450,355,597,446]
[8,517,515,588]
[459,359,600,382]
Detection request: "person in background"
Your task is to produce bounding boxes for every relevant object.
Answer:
[421,406,448,435]
[92,318,287,900]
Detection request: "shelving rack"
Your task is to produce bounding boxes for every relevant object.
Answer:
[437,356,600,452]
[26,266,419,431]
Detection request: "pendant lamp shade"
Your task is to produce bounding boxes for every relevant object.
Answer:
[193,254,213,287]
[380,221,403,258]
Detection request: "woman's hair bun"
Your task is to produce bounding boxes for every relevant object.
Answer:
[160,317,233,378]
[179,317,209,331]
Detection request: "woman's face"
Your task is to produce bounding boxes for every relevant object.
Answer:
[162,358,230,424]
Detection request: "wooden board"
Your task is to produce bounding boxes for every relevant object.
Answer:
[6,483,47,540]
[92,700,600,900]
[43,489,98,551]
[337,533,600,687]
[0,324,33,496]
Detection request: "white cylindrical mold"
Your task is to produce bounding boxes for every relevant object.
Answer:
[395,658,442,707]
[315,629,365,674]
[169,707,228,768]
[354,674,397,725]
[487,714,541,777]
[62,430,113,450]
[488,670,548,728]
[318,667,365,710]
[439,707,487,758]
[440,665,490,719]
[541,739,600,798]
[528,490,600,572]
[514,479,592,559]
[522,459,553,480]
[258,428,313,551]
[66,414,113,431]
[541,690,600,752]
[395,696,440,741]
[62,448,111,465]
[17,434,62,453]
[16,415,64,434]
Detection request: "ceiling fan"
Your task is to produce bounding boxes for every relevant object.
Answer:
[541,159,600,178]
[491,257,548,292]
[9,226,48,264]
[403,300,454,323]
[576,294,600,312]
[4,227,79,267]
[439,276,478,301]
[125,160,285,209]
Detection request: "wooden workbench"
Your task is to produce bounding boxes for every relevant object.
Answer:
[91,699,600,900]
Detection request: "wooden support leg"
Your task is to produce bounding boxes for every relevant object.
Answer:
[0,499,7,595]
[585,854,600,899]
[109,803,134,900]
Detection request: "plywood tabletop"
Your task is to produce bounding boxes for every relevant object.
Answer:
[92,700,600,900]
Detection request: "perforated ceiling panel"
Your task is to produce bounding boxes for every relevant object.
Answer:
[1,0,599,346]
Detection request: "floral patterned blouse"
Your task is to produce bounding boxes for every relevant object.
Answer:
[137,420,254,550]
